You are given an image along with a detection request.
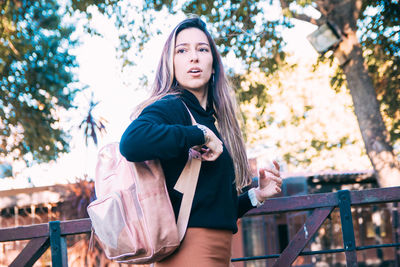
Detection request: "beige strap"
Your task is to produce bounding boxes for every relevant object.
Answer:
[173,102,202,241]
[174,151,201,240]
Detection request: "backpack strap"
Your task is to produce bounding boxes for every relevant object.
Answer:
[174,102,202,241]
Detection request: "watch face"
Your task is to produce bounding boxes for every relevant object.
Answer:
[197,125,208,142]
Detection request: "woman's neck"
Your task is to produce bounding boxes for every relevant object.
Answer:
[186,87,208,110]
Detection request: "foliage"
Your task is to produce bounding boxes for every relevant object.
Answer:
[183,0,289,74]
[66,0,168,67]
[321,0,400,146]
[65,0,397,141]
[184,0,400,148]
[0,0,78,163]
[63,0,400,178]
[66,0,289,72]
[69,1,399,147]
[359,0,400,144]
[239,59,371,172]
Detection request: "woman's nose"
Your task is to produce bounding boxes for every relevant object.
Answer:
[190,51,199,62]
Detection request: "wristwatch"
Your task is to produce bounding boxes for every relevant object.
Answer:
[196,124,210,145]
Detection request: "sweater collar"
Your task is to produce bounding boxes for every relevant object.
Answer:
[177,87,216,118]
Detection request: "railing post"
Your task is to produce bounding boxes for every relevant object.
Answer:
[338,190,358,267]
[273,206,334,267]
[9,237,50,267]
[49,221,68,267]
[393,202,400,267]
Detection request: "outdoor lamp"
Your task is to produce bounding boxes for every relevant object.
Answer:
[307,22,342,53]
[0,162,12,178]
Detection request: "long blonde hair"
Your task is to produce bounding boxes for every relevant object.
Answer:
[135,17,252,190]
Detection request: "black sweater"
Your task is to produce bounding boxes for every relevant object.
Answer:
[119,89,253,233]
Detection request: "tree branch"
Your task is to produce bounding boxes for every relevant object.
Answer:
[315,0,329,17]
[293,13,324,25]
[354,0,363,21]
[279,0,289,9]
[7,38,20,57]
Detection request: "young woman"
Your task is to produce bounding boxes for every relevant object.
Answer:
[120,17,282,267]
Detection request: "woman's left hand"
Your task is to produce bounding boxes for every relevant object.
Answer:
[254,160,283,203]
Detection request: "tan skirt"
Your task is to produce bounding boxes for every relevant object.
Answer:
[155,227,233,267]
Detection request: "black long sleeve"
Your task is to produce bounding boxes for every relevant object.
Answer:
[120,97,204,161]
[120,91,254,233]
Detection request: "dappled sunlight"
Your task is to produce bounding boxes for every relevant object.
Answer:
[242,58,371,173]
[370,150,400,187]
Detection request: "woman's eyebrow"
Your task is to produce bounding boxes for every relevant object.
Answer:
[175,42,210,48]
[175,43,188,48]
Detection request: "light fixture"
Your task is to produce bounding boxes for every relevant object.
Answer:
[0,162,12,178]
[307,21,342,53]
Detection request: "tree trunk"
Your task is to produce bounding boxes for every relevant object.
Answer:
[278,0,399,187]
[334,31,400,188]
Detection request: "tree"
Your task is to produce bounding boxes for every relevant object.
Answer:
[239,58,371,172]
[78,93,107,146]
[68,0,400,187]
[0,0,78,163]
[185,0,400,187]
[286,0,400,188]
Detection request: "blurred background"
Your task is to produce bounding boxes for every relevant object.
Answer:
[1,0,399,266]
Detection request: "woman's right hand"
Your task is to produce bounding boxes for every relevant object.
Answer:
[196,125,223,161]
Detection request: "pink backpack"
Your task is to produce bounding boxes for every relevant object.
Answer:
[87,109,201,264]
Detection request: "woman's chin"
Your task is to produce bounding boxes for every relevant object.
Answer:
[180,83,208,92]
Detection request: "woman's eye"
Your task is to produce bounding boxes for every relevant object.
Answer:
[199,47,209,52]
[177,49,186,53]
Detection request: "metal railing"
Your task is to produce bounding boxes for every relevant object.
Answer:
[234,186,400,266]
[1,186,400,266]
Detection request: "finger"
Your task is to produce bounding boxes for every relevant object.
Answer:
[201,154,212,161]
[275,186,282,193]
[271,176,283,186]
[201,148,210,153]
[273,160,280,172]
[259,168,278,181]
[260,171,282,185]
[201,151,219,161]
[265,166,280,177]
[258,168,267,179]
[212,150,223,160]
[191,145,202,152]
[212,150,222,159]
[258,169,271,181]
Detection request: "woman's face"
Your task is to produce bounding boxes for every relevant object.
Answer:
[173,27,214,94]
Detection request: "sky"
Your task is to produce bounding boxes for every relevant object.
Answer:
[0,6,319,190]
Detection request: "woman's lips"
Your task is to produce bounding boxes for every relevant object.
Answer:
[188,72,202,77]
[188,68,202,77]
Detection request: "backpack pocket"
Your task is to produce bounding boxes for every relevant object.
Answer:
[87,184,149,260]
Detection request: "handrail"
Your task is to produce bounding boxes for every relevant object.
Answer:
[1,186,400,266]
[246,186,400,216]
[0,218,91,242]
